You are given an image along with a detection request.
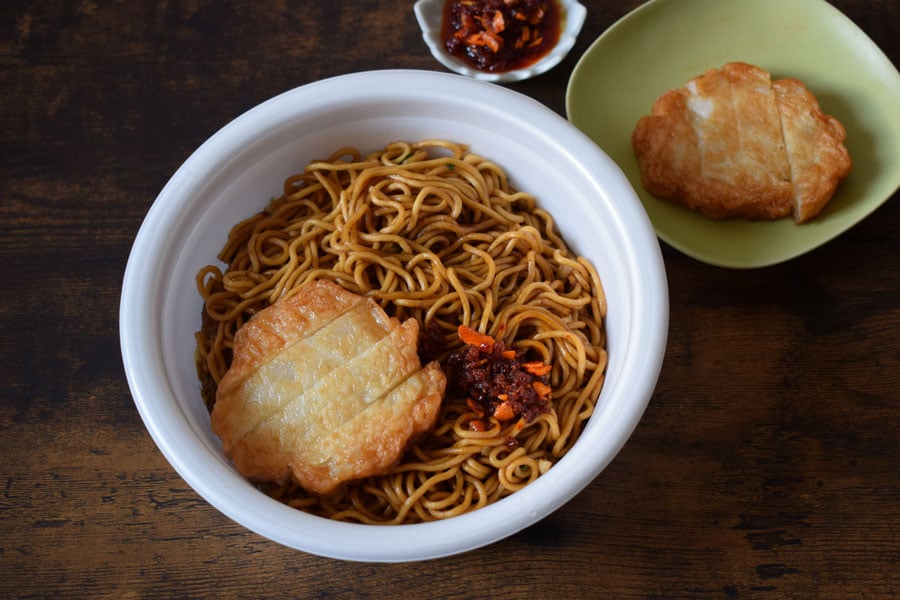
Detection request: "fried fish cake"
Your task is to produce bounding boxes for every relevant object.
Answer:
[632,62,851,223]
[773,77,852,223]
[211,280,385,451]
[211,280,446,496]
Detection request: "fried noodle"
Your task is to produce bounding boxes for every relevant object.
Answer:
[195,139,607,524]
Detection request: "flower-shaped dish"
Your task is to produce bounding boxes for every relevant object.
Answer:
[415,0,586,83]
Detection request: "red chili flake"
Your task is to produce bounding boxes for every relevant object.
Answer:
[491,10,505,32]
[446,325,552,423]
[469,419,487,432]
[418,319,447,364]
[441,0,561,73]
[522,361,551,376]
[457,324,495,351]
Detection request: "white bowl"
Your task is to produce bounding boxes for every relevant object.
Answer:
[414,0,587,83]
[120,69,667,562]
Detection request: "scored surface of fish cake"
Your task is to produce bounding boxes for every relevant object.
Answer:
[212,297,394,451]
[773,78,852,223]
[211,280,392,450]
[290,362,446,496]
[632,62,850,223]
[228,317,422,482]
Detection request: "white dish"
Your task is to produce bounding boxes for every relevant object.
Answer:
[414,0,586,83]
[119,69,668,562]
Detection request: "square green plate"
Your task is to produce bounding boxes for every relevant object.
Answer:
[566,0,900,268]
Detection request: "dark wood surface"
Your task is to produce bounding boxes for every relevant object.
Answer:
[2,1,898,598]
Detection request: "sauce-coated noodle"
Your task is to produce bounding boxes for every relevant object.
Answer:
[195,140,607,523]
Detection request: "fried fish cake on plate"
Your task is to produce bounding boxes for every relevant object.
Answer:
[773,77,852,223]
[632,62,850,223]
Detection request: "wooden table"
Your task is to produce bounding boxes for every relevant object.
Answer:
[2,1,897,597]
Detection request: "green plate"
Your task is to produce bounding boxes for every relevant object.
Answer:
[566,0,900,268]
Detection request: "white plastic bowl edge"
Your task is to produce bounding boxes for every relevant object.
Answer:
[119,69,668,562]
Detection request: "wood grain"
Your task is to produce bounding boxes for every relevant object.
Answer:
[1,1,897,598]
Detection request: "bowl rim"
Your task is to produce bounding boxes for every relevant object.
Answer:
[119,69,668,562]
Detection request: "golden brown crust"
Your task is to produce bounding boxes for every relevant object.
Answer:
[632,88,701,205]
[229,317,423,483]
[210,280,384,451]
[773,78,852,223]
[211,279,446,496]
[632,62,850,223]
[289,362,445,495]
